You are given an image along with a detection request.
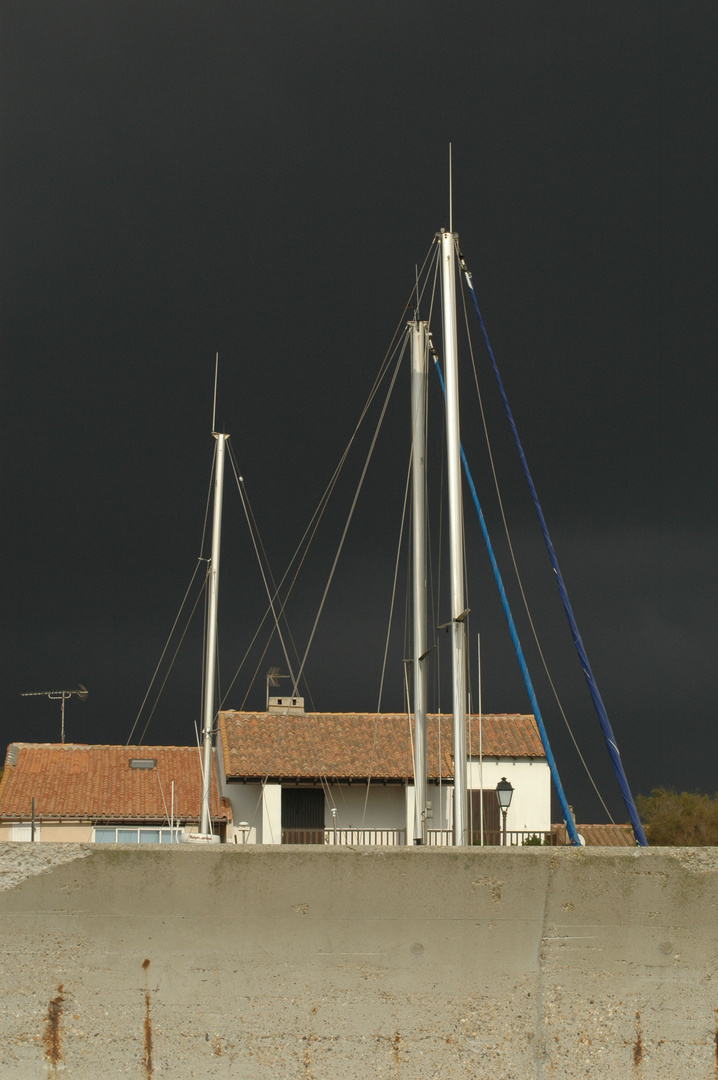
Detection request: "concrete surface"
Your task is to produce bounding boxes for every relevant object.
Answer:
[0,843,717,1078]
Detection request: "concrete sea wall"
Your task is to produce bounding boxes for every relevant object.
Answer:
[1,843,717,1078]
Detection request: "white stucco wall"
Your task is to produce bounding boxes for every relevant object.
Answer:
[467,757,550,834]
[261,783,282,844]
[221,782,283,844]
[223,784,264,844]
[405,781,454,841]
[324,784,405,834]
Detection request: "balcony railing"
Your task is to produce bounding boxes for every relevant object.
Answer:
[281,828,407,846]
[427,829,554,846]
[280,828,551,846]
[325,828,407,846]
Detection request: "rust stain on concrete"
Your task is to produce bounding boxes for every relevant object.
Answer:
[143,992,153,1077]
[392,1031,402,1074]
[43,984,65,1070]
[633,1010,643,1067]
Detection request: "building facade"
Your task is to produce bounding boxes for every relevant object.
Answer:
[217,708,551,845]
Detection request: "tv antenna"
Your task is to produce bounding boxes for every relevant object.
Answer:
[21,684,88,743]
[265,666,289,709]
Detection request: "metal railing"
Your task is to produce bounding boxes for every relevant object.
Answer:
[427,829,554,847]
[281,828,407,846]
[280,828,551,847]
[325,828,406,846]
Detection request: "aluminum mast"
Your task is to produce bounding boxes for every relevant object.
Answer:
[410,318,429,844]
[199,432,227,838]
[441,229,468,846]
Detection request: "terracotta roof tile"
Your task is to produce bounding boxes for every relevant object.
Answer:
[0,744,229,822]
[218,711,544,781]
[551,823,636,847]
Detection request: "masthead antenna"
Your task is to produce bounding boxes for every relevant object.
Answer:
[449,142,453,234]
[212,352,219,434]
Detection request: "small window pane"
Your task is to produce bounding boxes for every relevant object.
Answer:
[94,828,116,844]
[139,830,160,844]
[117,829,139,844]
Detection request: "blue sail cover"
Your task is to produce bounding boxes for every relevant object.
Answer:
[461,263,647,847]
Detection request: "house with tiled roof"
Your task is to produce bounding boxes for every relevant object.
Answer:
[0,743,232,844]
[216,706,551,845]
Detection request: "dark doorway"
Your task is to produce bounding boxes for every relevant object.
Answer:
[468,789,501,845]
[281,787,325,844]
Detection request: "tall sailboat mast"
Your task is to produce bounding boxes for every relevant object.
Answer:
[441,228,468,846]
[199,431,227,838]
[410,318,429,844]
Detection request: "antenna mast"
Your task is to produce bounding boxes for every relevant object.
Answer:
[21,685,88,743]
[449,142,453,235]
[212,352,219,434]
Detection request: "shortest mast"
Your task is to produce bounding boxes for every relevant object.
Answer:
[199,432,227,838]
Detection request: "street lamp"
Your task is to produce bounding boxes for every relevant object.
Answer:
[496,777,514,846]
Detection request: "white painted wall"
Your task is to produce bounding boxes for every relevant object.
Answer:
[223,784,264,844]
[405,782,454,841]
[261,783,282,844]
[324,784,405,833]
[467,757,550,834]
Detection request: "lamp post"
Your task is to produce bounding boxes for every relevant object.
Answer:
[496,777,514,846]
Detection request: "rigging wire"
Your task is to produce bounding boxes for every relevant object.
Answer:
[227,442,316,708]
[432,349,581,846]
[126,444,218,746]
[125,558,207,745]
[292,333,409,697]
[362,439,413,829]
[456,251,617,824]
[229,454,299,697]
[136,567,209,747]
[218,254,432,711]
[376,425,413,713]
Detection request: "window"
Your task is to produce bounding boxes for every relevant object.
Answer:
[94,828,117,843]
[10,824,39,841]
[93,827,182,844]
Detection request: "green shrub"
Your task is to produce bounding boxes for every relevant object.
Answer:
[636,788,718,846]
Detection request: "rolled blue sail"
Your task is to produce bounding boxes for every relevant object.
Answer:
[433,357,581,846]
[461,266,647,847]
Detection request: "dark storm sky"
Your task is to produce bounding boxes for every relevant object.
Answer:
[2,2,716,824]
